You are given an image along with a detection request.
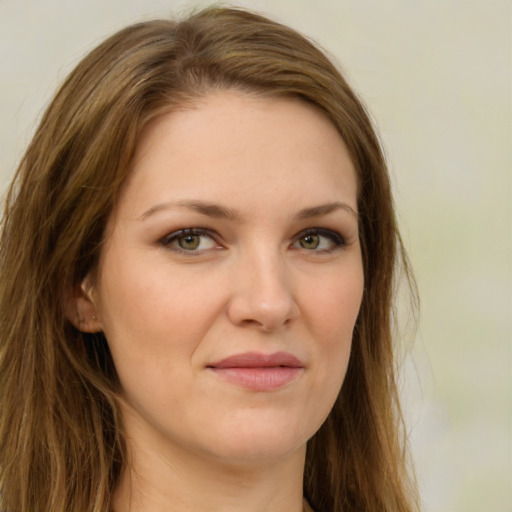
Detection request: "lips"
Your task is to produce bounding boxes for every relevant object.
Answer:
[209,351,303,369]
[207,351,304,391]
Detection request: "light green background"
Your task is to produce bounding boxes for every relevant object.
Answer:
[1,1,510,511]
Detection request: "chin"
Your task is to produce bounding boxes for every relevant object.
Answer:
[195,411,316,466]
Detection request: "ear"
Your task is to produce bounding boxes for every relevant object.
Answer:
[66,274,103,333]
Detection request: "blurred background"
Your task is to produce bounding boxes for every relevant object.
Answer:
[1,1,510,510]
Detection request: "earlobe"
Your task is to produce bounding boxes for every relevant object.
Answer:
[66,275,103,333]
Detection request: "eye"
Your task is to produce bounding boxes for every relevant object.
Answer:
[293,228,346,252]
[160,228,219,252]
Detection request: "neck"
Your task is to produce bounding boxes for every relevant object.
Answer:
[112,424,306,512]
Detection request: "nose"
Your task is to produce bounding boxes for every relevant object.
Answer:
[226,250,299,332]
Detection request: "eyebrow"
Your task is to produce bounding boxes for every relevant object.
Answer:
[295,201,358,220]
[138,200,240,221]
[138,199,358,222]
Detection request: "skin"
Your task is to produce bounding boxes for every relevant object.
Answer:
[76,90,364,512]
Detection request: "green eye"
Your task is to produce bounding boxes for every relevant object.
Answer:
[293,229,346,252]
[161,229,218,252]
[178,234,201,250]
[299,234,320,249]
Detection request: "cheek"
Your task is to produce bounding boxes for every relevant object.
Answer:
[299,263,363,397]
[96,255,227,363]
[303,263,364,340]
[95,258,227,419]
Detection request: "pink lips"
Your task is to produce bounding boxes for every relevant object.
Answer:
[207,351,304,391]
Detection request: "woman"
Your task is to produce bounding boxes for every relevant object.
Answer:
[0,6,418,512]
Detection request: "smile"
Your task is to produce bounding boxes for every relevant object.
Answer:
[207,351,304,391]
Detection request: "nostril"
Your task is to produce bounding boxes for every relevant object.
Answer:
[227,296,299,332]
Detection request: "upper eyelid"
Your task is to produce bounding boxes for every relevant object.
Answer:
[161,227,218,242]
[294,227,346,243]
[295,227,342,237]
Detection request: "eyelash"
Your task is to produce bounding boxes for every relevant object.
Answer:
[293,228,346,252]
[159,227,346,254]
[159,228,219,254]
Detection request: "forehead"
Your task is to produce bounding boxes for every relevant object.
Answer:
[118,90,357,218]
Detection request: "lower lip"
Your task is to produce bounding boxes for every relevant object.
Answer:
[210,367,303,391]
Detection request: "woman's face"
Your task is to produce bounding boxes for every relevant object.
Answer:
[86,90,363,465]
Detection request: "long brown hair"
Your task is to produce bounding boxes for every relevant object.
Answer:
[0,6,418,512]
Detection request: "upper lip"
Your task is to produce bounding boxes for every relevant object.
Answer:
[208,351,304,368]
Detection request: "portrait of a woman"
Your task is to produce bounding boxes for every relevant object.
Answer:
[0,6,418,512]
